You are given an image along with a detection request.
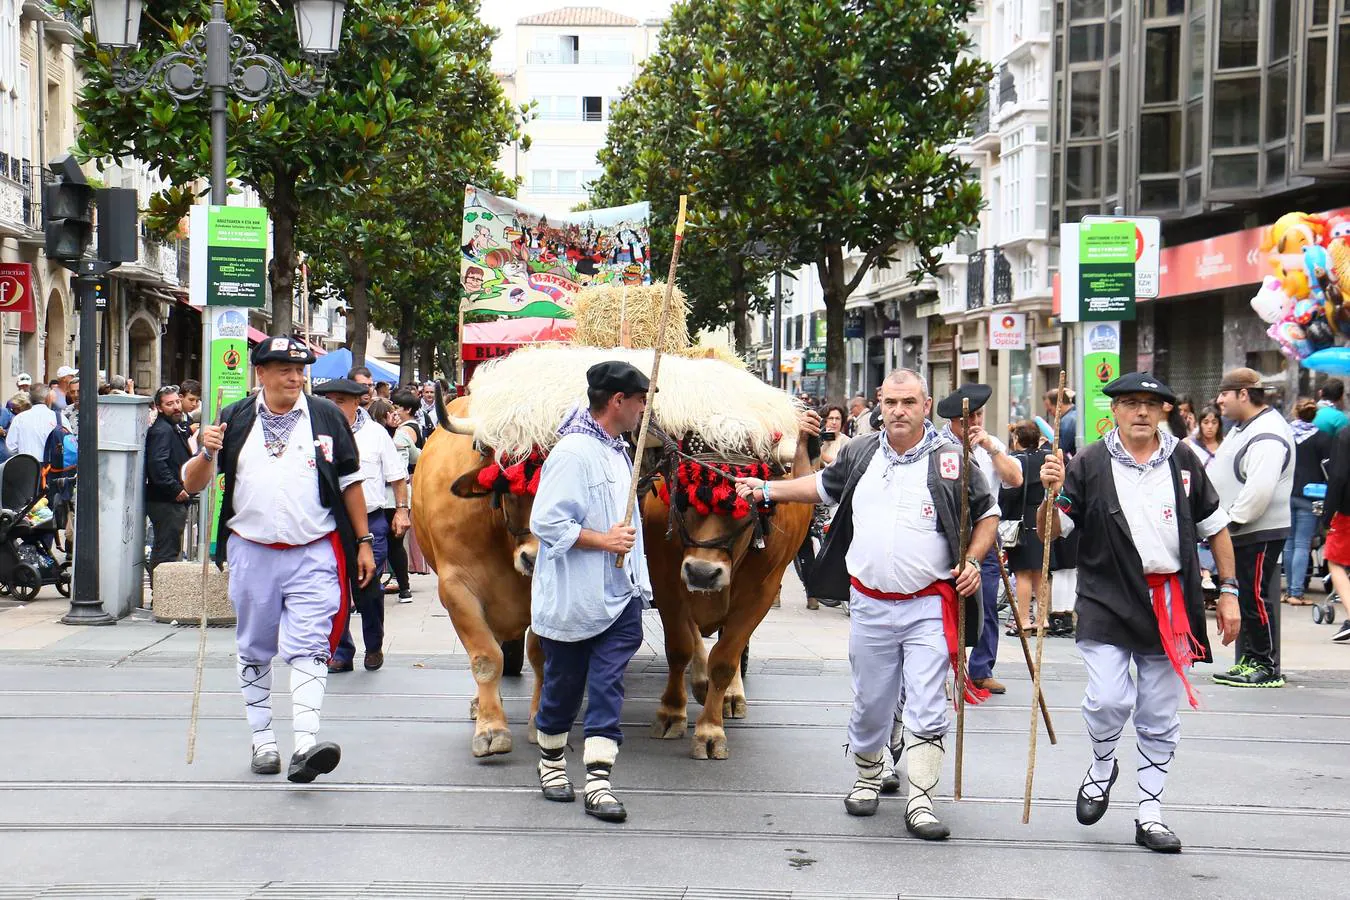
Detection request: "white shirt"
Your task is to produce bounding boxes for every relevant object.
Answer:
[1058,458,1229,573]
[227,394,362,546]
[353,414,408,513]
[5,405,56,459]
[842,450,958,595]
[972,435,1018,491]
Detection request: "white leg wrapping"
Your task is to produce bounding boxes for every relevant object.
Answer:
[238,660,276,754]
[904,729,944,829]
[1136,742,1172,826]
[888,710,906,764]
[289,657,328,755]
[537,730,571,790]
[847,750,884,805]
[583,736,620,805]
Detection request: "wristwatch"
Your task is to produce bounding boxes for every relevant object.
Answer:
[198,446,215,462]
[396,503,411,510]
[356,534,375,546]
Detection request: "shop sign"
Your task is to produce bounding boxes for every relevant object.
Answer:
[845,314,865,338]
[881,319,902,338]
[814,317,826,342]
[0,262,35,317]
[804,344,827,372]
[1083,215,1161,298]
[1035,344,1062,367]
[1082,322,1121,445]
[959,351,980,371]
[190,205,269,308]
[1078,220,1137,321]
[988,312,1027,350]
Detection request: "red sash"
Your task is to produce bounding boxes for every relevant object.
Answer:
[234,531,350,657]
[850,577,992,706]
[1145,573,1203,709]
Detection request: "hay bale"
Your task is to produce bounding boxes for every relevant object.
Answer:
[675,344,747,369]
[573,282,690,352]
[152,561,235,625]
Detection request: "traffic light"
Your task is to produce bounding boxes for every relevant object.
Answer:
[42,155,94,263]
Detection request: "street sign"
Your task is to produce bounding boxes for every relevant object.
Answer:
[1078,220,1137,321]
[1083,214,1161,299]
[804,345,827,372]
[1082,322,1121,444]
[189,205,269,308]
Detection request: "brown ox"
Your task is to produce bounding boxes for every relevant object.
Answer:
[642,438,814,759]
[411,393,545,758]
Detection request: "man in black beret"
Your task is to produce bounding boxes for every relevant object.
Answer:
[1038,371,1241,853]
[527,359,654,823]
[182,336,376,784]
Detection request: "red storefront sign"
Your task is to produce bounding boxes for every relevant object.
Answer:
[0,262,35,320]
[1055,207,1350,314]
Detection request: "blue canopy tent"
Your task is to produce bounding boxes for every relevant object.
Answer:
[309,347,400,386]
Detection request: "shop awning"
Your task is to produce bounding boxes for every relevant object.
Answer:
[462,317,575,362]
[247,327,268,344]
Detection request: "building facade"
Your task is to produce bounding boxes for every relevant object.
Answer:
[1052,0,1350,407]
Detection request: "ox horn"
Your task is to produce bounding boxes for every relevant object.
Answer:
[776,437,799,465]
[442,414,478,436]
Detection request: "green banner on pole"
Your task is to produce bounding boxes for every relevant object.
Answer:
[205,206,268,308]
[1078,221,1136,321]
[205,307,251,550]
[1081,321,1122,444]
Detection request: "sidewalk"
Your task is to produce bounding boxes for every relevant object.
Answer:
[2,566,1348,671]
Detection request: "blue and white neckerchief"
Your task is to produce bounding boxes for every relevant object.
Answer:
[557,404,630,455]
[258,401,303,457]
[1104,427,1177,473]
[351,406,370,436]
[878,420,949,475]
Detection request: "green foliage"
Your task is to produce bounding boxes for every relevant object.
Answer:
[592,0,989,395]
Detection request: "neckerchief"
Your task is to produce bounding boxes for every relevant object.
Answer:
[878,420,948,474]
[1291,419,1319,445]
[351,406,370,435]
[557,404,629,455]
[258,398,304,458]
[1104,427,1177,473]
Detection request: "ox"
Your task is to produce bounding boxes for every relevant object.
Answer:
[411,392,544,758]
[643,432,816,759]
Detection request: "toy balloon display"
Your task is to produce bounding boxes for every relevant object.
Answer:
[1303,346,1350,375]
[1268,321,1311,361]
[1306,315,1337,350]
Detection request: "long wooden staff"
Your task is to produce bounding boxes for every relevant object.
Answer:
[187,386,226,764]
[1022,369,1066,822]
[616,195,688,568]
[954,397,972,800]
[994,552,1056,743]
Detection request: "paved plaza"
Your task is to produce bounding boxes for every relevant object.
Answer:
[1,574,1347,898]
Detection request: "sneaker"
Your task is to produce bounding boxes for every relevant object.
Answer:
[1332,621,1350,643]
[1217,656,1251,679]
[1214,663,1284,688]
[398,590,413,603]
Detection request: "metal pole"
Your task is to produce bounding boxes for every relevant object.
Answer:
[63,261,113,625]
[772,268,783,390]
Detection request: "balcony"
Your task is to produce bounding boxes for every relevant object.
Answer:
[534,110,605,122]
[965,250,987,310]
[23,1,82,42]
[525,50,633,66]
[969,97,1000,153]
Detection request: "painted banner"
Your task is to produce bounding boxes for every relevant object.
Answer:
[190,205,269,308]
[205,307,250,551]
[1082,321,1122,444]
[460,186,650,319]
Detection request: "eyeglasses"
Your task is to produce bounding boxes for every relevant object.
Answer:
[1114,397,1163,411]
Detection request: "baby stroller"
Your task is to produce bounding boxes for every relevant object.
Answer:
[0,454,71,601]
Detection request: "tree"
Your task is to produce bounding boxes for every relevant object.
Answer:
[69,0,520,338]
[593,0,989,397]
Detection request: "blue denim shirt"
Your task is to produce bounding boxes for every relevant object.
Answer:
[529,432,653,641]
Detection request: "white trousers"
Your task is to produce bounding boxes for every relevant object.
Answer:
[1078,638,1182,767]
[1051,567,1078,613]
[847,590,950,752]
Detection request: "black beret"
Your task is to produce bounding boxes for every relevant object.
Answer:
[252,335,316,366]
[1102,371,1177,404]
[311,377,369,396]
[587,360,651,395]
[936,383,992,419]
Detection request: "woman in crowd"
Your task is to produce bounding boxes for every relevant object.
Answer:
[390,389,432,579]
[1285,398,1333,607]
[1319,418,1350,642]
[798,403,851,609]
[1002,420,1049,635]
[1185,406,1224,468]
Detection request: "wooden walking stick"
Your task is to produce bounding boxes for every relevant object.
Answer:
[187,386,226,764]
[994,552,1056,743]
[1023,369,1066,822]
[616,194,688,569]
[954,397,972,800]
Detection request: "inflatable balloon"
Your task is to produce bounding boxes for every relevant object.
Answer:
[1326,213,1350,244]
[1269,321,1312,361]
[1250,276,1292,323]
[1331,239,1350,293]
[1292,298,1321,325]
[1306,314,1337,351]
[1263,211,1327,256]
[1304,346,1350,375]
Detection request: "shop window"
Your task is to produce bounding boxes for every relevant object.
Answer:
[1307,38,1327,115]
[1212,77,1261,147]
[1145,0,1184,14]
[1267,65,1289,142]
[1306,121,1326,161]
[1109,17,1121,56]
[1065,202,1099,224]
[1339,26,1350,104]
[1069,24,1104,62]
[1186,101,1204,168]
[1266,146,1287,184]
[1070,70,1102,137]
[1269,1,1292,63]
[1211,153,1260,189]
[1105,140,1118,192]
[1143,27,1181,103]
[1140,111,1182,172]
[1106,64,1120,133]
[1313,0,1330,27]
[1188,14,1206,99]
[1065,145,1101,199]
[1216,0,1259,70]
[1139,178,1180,209]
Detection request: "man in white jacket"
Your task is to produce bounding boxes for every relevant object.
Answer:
[1210,368,1294,688]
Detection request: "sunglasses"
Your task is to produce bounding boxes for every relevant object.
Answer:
[154,385,180,401]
